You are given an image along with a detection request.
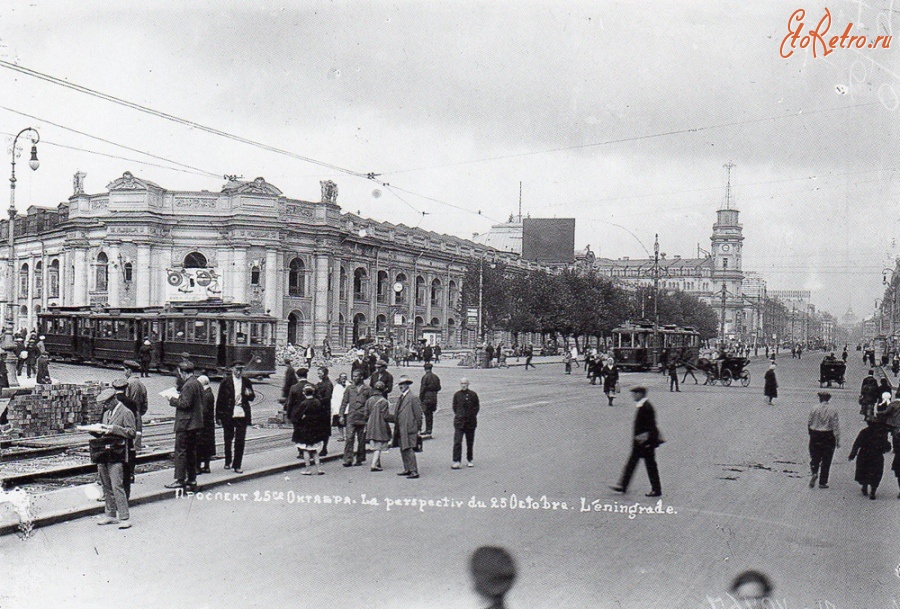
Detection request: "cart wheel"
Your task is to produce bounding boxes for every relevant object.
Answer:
[740,370,750,387]
[721,369,733,386]
[705,370,716,385]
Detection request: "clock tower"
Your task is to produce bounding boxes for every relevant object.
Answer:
[710,162,745,339]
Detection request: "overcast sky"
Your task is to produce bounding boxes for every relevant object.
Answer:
[0,0,897,319]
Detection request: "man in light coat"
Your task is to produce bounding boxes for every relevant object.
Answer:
[394,375,423,478]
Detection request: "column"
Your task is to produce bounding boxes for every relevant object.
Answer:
[60,251,69,306]
[107,244,120,308]
[264,249,279,317]
[425,271,433,327]
[332,258,343,346]
[136,244,151,307]
[232,248,247,304]
[149,247,167,306]
[40,253,48,311]
[314,254,330,345]
[217,248,232,303]
[72,249,88,307]
[26,256,34,330]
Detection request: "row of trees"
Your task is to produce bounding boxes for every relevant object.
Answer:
[458,263,719,345]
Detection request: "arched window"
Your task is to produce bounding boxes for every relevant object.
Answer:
[288,258,305,297]
[34,261,43,298]
[376,314,386,334]
[415,276,426,306]
[377,270,389,303]
[353,267,368,301]
[49,259,60,298]
[394,273,407,305]
[250,265,261,286]
[19,263,28,296]
[340,266,348,300]
[430,278,442,306]
[183,251,207,268]
[448,280,459,309]
[123,262,133,283]
[96,252,108,292]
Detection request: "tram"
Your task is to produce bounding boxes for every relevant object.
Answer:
[611,322,700,371]
[38,301,277,378]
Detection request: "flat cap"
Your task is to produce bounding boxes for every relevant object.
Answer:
[374,380,386,390]
[96,388,117,403]
[377,359,388,367]
[111,378,129,390]
[629,385,647,393]
[397,375,413,385]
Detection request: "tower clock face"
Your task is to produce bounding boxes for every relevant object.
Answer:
[721,244,731,252]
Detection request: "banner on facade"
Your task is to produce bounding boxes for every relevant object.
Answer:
[165,268,223,302]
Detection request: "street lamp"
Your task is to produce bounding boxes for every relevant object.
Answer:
[3,127,40,388]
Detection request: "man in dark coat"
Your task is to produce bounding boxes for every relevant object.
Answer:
[166,361,204,490]
[35,351,51,384]
[123,366,148,451]
[351,350,371,380]
[369,360,394,394]
[610,386,663,497]
[524,344,534,370]
[423,344,434,364]
[859,370,880,419]
[25,339,37,378]
[764,362,778,404]
[419,362,442,438]
[216,360,255,473]
[280,356,298,404]
[339,369,373,467]
[394,375,423,478]
[451,378,480,469]
[138,339,153,377]
[314,367,334,457]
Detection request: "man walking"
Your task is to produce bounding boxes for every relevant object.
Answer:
[667,360,680,392]
[166,361,204,490]
[216,360,255,473]
[610,386,663,497]
[339,369,373,467]
[419,362,442,438]
[394,375,423,478]
[451,378,480,469]
[859,369,880,420]
[524,344,534,370]
[808,391,840,489]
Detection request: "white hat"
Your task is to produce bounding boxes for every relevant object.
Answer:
[356,350,365,356]
[881,391,892,402]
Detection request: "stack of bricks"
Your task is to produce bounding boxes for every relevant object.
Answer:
[4,383,108,438]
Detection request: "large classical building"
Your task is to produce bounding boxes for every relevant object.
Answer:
[587,204,749,339]
[0,171,539,349]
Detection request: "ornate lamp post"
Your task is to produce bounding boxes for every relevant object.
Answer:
[3,127,40,387]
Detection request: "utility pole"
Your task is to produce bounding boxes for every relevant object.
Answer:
[790,303,796,344]
[652,234,660,367]
[719,282,727,345]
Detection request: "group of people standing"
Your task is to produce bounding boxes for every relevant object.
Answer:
[582,350,620,406]
[9,331,50,383]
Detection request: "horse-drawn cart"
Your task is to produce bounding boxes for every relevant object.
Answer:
[697,356,751,387]
[819,359,846,388]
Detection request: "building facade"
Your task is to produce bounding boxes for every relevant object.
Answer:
[0,172,534,349]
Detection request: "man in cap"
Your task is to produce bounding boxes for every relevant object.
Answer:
[351,349,371,380]
[808,391,840,489]
[339,369,373,466]
[123,365,148,451]
[610,386,663,497]
[166,360,204,490]
[35,349,51,385]
[469,546,517,609]
[92,386,136,528]
[419,362,442,438]
[138,339,153,377]
[110,378,140,495]
[280,355,298,405]
[315,367,334,457]
[451,378,479,469]
[216,359,255,473]
[369,359,394,394]
[394,375,423,478]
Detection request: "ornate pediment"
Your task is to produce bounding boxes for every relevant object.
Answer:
[106,171,162,192]
[223,177,282,196]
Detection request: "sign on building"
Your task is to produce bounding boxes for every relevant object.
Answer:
[165,268,223,302]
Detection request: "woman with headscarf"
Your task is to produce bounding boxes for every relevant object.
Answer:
[196,375,216,474]
[365,380,392,471]
[290,384,330,475]
[849,419,892,499]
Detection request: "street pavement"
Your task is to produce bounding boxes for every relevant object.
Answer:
[0,352,896,608]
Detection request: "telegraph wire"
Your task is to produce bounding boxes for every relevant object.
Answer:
[0,105,222,179]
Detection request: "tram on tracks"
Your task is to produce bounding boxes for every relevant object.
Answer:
[38,300,277,378]
[611,322,701,371]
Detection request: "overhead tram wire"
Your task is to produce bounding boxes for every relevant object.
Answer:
[380,102,882,176]
[0,105,222,179]
[0,61,499,223]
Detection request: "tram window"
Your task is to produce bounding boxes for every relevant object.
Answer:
[173,319,187,341]
[194,320,208,343]
[165,320,175,342]
[250,323,261,345]
[79,320,92,337]
[235,321,248,345]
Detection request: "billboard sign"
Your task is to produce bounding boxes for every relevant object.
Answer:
[522,218,575,263]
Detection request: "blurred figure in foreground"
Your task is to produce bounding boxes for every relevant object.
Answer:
[470,546,516,609]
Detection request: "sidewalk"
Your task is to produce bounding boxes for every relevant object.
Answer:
[0,437,350,536]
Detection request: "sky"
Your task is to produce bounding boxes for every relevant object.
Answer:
[0,0,897,319]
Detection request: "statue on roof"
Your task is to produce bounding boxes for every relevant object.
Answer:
[73,171,86,196]
[320,180,338,204]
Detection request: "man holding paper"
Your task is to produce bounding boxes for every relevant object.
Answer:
[165,361,204,491]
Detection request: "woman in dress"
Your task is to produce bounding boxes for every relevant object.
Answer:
[196,375,216,474]
[290,384,330,475]
[763,362,778,405]
[602,358,619,406]
[849,420,892,499]
[365,381,392,471]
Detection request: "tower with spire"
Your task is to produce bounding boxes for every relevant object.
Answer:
[710,161,745,338]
